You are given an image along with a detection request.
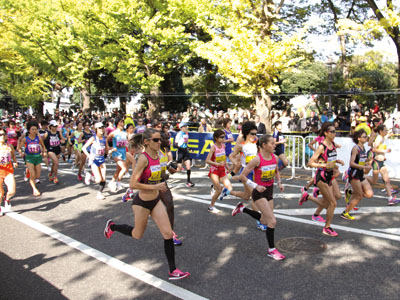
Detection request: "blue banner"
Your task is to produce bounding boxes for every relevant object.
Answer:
[169,131,240,160]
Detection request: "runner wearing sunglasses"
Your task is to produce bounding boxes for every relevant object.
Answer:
[104,128,190,280]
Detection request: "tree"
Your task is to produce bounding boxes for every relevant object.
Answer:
[194,0,305,131]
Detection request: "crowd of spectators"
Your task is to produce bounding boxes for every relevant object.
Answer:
[2,98,400,138]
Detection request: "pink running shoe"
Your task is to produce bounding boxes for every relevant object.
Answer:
[104,219,115,239]
[322,227,338,237]
[311,215,325,222]
[298,192,309,206]
[232,202,244,216]
[267,248,286,260]
[168,269,190,280]
[77,174,83,181]
[300,187,307,193]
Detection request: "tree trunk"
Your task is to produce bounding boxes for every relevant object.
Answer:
[80,85,91,115]
[339,34,349,83]
[148,86,161,118]
[36,100,44,121]
[255,90,272,133]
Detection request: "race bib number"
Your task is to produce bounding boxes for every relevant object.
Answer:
[49,136,60,147]
[7,130,16,139]
[245,155,256,164]
[327,151,337,168]
[215,152,226,163]
[261,165,276,182]
[116,139,127,147]
[0,151,11,165]
[160,161,167,172]
[96,146,105,156]
[148,165,162,184]
[28,144,40,154]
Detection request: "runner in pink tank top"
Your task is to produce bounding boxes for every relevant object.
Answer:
[205,130,242,213]
[232,134,286,261]
[103,128,190,280]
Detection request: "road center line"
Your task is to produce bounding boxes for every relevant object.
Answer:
[4,210,208,300]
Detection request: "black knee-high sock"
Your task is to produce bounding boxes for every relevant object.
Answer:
[110,224,134,236]
[164,239,176,272]
[266,227,275,249]
[99,181,106,192]
[187,169,191,182]
[243,207,261,220]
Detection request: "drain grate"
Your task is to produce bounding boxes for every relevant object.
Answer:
[276,237,327,254]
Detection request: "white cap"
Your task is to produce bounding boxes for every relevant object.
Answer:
[49,120,58,127]
[95,122,104,129]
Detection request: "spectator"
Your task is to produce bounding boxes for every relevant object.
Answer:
[272,112,280,125]
[198,118,213,133]
[288,111,298,132]
[254,115,266,134]
[297,111,307,132]
[280,110,290,132]
[307,111,319,129]
[320,108,328,124]
[373,100,379,114]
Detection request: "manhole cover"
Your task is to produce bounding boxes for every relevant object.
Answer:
[276,237,327,254]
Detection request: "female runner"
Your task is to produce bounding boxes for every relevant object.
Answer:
[298,122,344,236]
[77,121,93,181]
[367,124,400,205]
[0,128,18,216]
[205,129,240,213]
[72,121,83,173]
[232,134,285,260]
[272,121,288,170]
[104,128,190,280]
[6,120,19,149]
[341,129,374,220]
[82,122,110,200]
[107,118,128,192]
[43,120,65,184]
[17,121,47,196]
[228,122,265,230]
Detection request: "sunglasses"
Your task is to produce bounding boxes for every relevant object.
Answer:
[218,136,225,139]
[150,138,161,143]
[328,130,336,133]
[249,132,257,136]
[361,135,368,138]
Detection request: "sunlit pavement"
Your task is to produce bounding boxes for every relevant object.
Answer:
[1,161,399,300]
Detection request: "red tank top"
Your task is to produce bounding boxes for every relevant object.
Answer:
[254,153,277,187]
[139,152,162,185]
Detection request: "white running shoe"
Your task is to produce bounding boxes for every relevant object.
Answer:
[109,181,117,193]
[124,172,130,178]
[116,181,122,191]
[85,172,91,185]
[96,192,105,200]
[4,200,11,212]
[35,179,41,184]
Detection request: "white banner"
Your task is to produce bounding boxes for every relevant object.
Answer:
[335,137,400,178]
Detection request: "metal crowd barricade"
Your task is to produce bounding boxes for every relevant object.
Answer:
[285,135,305,180]
[303,135,317,178]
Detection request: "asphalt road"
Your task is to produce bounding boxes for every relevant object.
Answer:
[1,159,400,300]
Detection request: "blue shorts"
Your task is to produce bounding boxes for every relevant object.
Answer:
[92,157,105,167]
[112,148,126,161]
[240,167,254,180]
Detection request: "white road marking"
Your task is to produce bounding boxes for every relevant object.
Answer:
[3,210,208,300]
[172,193,400,242]
[371,228,400,235]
